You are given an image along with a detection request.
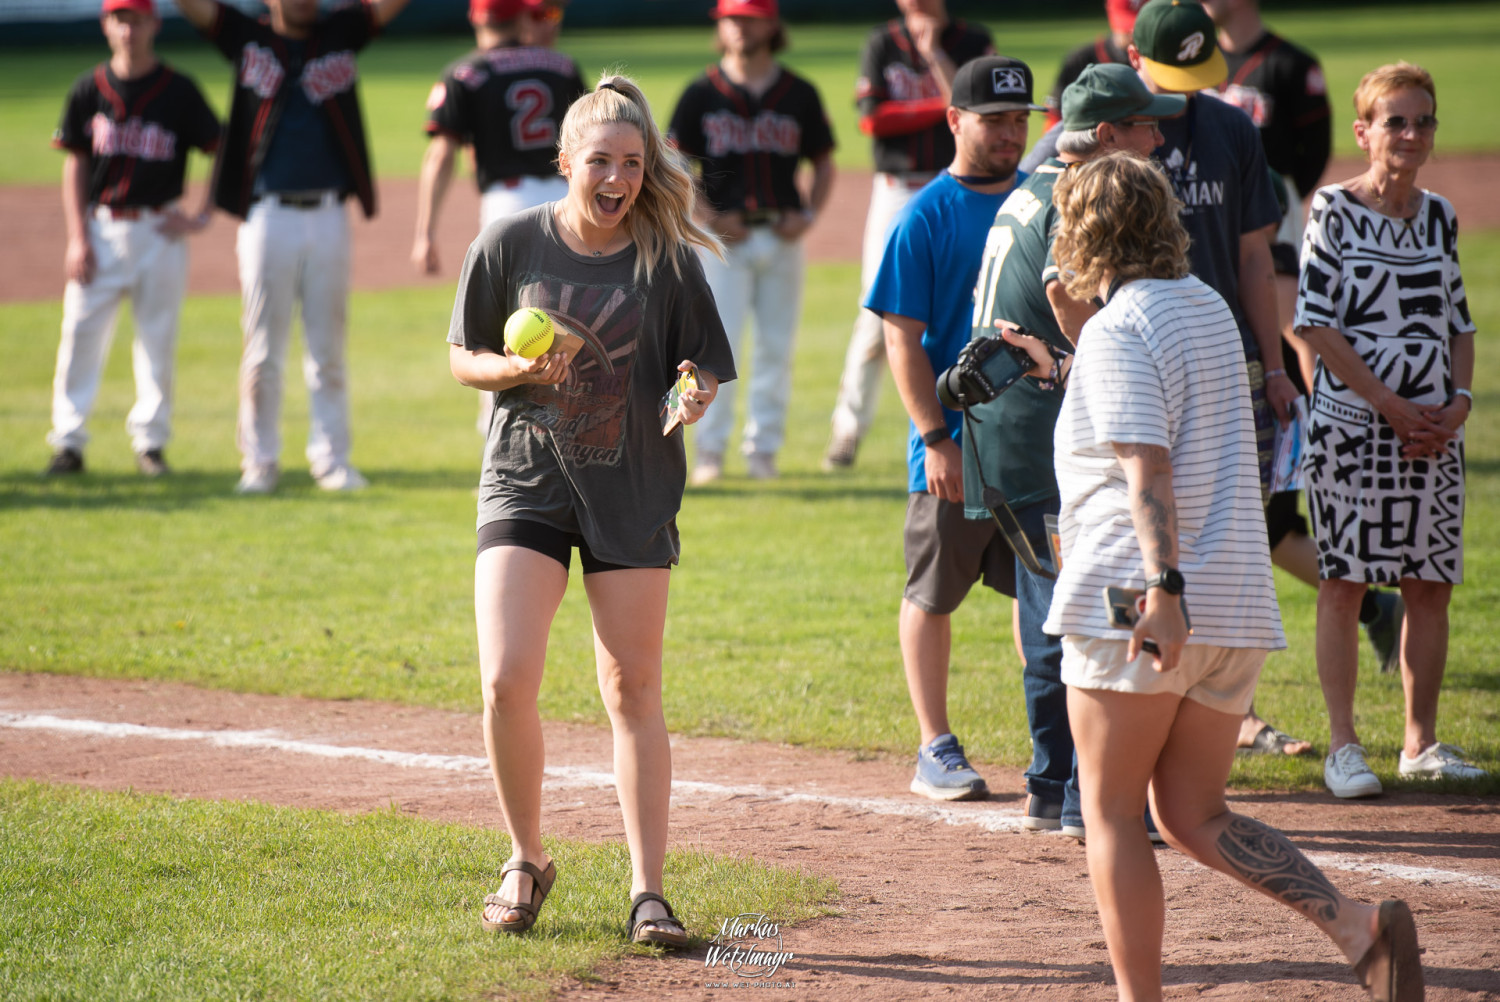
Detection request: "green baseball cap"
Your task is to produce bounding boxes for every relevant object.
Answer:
[1133,0,1227,92]
[1061,62,1186,131]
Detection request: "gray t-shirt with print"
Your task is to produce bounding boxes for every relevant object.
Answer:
[447,203,735,567]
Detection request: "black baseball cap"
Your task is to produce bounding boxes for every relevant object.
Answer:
[950,56,1045,115]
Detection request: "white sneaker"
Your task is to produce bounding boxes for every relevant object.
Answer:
[234,464,279,495]
[315,465,368,492]
[746,452,778,480]
[689,453,722,487]
[1398,742,1486,780]
[1324,743,1383,799]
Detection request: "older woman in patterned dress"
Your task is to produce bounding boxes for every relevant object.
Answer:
[1295,62,1483,800]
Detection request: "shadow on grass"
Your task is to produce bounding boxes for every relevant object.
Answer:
[0,467,477,510]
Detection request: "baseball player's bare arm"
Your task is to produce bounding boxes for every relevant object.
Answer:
[1238,224,1297,424]
[883,311,962,503]
[905,14,957,100]
[773,152,835,242]
[61,151,94,285]
[450,342,568,392]
[173,0,218,31]
[1045,278,1095,346]
[412,134,459,274]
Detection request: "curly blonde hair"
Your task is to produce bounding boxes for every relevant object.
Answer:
[1051,152,1191,303]
[557,73,722,284]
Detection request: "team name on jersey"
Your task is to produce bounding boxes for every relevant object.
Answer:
[880,64,940,102]
[240,43,284,99]
[999,188,1045,226]
[301,51,357,104]
[701,110,802,158]
[90,113,177,160]
[481,47,577,77]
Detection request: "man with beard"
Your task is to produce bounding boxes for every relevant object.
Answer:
[669,0,835,483]
[175,0,413,494]
[863,56,1039,801]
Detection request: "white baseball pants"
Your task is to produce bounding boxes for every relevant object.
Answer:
[49,206,189,454]
[235,195,351,476]
[828,172,927,441]
[475,175,570,436]
[694,226,805,458]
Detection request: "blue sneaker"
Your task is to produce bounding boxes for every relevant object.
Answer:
[910,733,988,801]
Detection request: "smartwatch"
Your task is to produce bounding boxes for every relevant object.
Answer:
[921,428,949,448]
[1145,568,1185,595]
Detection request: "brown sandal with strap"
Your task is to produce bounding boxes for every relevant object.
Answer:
[628,891,690,948]
[1353,899,1424,1002]
[481,859,556,934]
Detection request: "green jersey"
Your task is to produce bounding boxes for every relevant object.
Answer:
[962,159,1076,517]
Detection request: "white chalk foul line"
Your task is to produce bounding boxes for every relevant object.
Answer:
[5,711,1497,891]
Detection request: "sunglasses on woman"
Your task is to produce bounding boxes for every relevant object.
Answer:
[1375,114,1439,133]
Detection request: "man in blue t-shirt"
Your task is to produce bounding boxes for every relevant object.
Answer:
[864,55,1040,802]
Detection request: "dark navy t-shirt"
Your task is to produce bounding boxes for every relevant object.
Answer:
[255,39,353,194]
[1153,95,1280,357]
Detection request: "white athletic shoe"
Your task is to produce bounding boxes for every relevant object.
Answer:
[315,465,368,492]
[1398,742,1486,780]
[690,453,722,487]
[1324,743,1383,799]
[235,463,279,495]
[746,452,778,480]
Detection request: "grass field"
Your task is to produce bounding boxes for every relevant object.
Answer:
[0,778,837,1001]
[3,245,1497,794]
[1,5,1498,185]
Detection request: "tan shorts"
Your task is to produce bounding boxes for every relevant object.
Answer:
[1061,635,1266,715]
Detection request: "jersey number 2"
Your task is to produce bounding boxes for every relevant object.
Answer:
[507,80,556,151]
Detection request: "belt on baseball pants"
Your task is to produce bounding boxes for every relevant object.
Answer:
[254,190,345,210]
[94,205,158,221]
[741,209,782,226]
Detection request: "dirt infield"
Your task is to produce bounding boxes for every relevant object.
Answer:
[2,155,1495,304]
[3,672,1498,1001]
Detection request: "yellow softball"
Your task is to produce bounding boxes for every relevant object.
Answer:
[504,307,555,358]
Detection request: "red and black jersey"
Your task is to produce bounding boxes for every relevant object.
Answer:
[424,44,585,192]
[53,62,220,208]
[855,18,993,175]
[200,0,379,219]
[668,65,835,215]
[1212,31,1331,199]
[1043,36,1130,129]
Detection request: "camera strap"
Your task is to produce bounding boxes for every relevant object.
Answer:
[961,408,1057,580]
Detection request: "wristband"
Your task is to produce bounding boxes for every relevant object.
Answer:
[921,428,949,448]
[1454,388,1474,406]
[1264,368,1287,379]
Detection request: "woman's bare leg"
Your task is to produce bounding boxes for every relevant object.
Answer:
[1317,578,1368,751]
[584,566,676,930]
[476,545,569,925]
[1396,579,1452,757]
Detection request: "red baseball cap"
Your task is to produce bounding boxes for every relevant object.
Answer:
[1105,0,1145,35]
[712,0,779,19]
[102,0,156,15]
[469,0,527,22]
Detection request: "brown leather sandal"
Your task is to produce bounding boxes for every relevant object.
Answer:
[481,859,556,934]
[628,891,690,948]
[1353,899,1424,1002]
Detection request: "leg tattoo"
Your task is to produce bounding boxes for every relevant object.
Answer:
[1216,816,1341,922]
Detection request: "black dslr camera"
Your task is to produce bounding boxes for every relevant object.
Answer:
[935,330,1036,410]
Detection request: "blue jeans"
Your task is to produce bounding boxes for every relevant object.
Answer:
[1013,497,1081,827]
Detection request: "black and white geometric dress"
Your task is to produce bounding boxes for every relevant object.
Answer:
[1294,185,1474,584]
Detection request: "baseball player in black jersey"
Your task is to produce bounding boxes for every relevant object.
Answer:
[412,0,585,276]
[669,0,835,483]
[176,0,413,494]
[1043,0,1142,130]
[823,0,992,471]
[45,0,220,478]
